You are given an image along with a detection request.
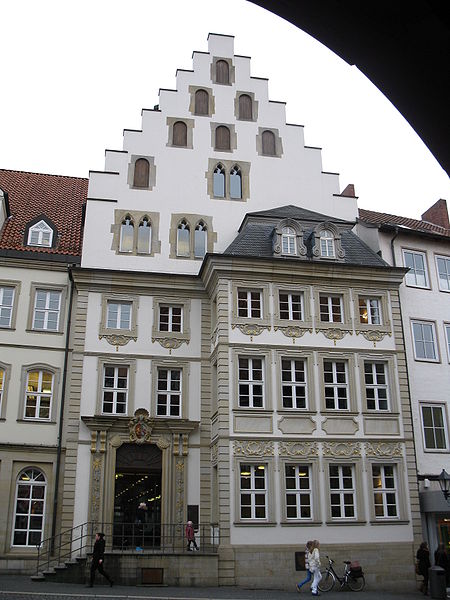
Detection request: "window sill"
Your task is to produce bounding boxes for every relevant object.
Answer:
[413,357,440,364]
[423,448,450,453]
[280,520,322,527]
[277,409,316,415]
[369,519,409,525]
[325,520,367,526]
[17,418,56,425]
[26,328,64,335]
[233,408,274,414]
[233,521,277,527]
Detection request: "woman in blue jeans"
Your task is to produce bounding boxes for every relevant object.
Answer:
[297,540,313,592]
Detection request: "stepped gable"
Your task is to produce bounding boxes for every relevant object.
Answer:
[225,204,387,267]
[359,207,450,238]
[0,169,88,256]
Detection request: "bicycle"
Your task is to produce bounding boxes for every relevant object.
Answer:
[318,555,365,592]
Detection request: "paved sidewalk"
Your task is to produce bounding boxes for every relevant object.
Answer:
[0,576,428,600]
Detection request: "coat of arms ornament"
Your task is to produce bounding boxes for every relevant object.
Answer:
[129,408,154,443]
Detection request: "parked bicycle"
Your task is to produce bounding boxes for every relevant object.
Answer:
[318,556,365,592]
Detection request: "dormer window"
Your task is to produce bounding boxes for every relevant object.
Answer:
[27,220,53,247]
[320,229,335,258]
[281,227,297,255]
[273,219,307,259]
[312,223,345,262]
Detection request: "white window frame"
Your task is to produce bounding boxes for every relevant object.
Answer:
[0,285,15,328]
[239,463,268,521]
[411,320,439,362]
[279,291,303,321]
[323,360,349,410]
[156,367,182,417]
[284,463,313,520]
[372,464,399,520]
[436,255,450,292]
[102,365,129,415]
[237,289,262,319]
[445,324,450,362]
[281,227,297,255]
[106,300,132,330]
[24,370,53,420]
[403,249,429,288]
[319,294,343,323]
[329,464,356,520]
[27,220,53,247]
[281,358,307,410]
[320,229,335,258]
[12,468,47,547]
[364,361,389,411]
[237,356,264,408]
[359,297,381,325]
[159,305,183,333]
[32,289,62,331]
[421,404,448,451]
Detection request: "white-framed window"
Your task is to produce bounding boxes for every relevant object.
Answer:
[156,368,182,417]
[239,463,267,520]
[279,291,303,321]
[237,289,262,319]
[106,301,132,330]
[285,464,312,519]
[281,227,297,255]
[445,324,450,361]
[32,290,61,331]
[436,256,450,292]
[324,360,348,410]
[364,361,389,410]
[319,294,343,323]
[12,468,46,546]
[359,297,381,325]
[372,464,398,519]
[412,320,438,361]
[238,357,264,408]
[281,358,307,409]
[0,286,15,328]
[320,229,335,258]
[159,305,182,333]
[27,220,53,247]
[403,250,429,288]
[24,371,53,420]
[329,464,355,519]
[102,365,128,414]
[421,405,448,450]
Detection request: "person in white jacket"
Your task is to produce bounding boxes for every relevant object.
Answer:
[308,540,322,596]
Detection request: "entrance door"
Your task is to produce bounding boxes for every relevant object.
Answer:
[113,443,162,548]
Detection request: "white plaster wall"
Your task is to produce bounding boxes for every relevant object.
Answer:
[73,443,91,527]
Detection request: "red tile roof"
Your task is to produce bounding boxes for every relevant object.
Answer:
[358,208,450,238]
[0,169,88,257]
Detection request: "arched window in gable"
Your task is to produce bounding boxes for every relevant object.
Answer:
[213,164,226,198]
[216,60,229,84]
[13,468,47,546]
[120,216,134,253]
[262,130,276,156]
[137,217,152,254]
[230,165,242,199]
[239,94,252,120]
[194,89,209,115]
[281,227,297,255]
[320,229,335,258]
[173,121,187,147]
[215,126,230,151]
[133,158,150,188]
[177,220,190,257]
[194,221,207,258]
[28,220,53,247]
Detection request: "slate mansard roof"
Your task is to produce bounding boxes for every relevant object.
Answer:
[0,169,88,259]
[225,204,388,268]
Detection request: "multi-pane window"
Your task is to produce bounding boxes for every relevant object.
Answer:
[421,405,448,450]
[102,366,128,414]
[281,359,307,409]
[156,368,181,417]
[403,250,428,287]
[364,362,388,410]
[320,230,335,258]
[436,256,450,291]
[324,361,348,410]
[238,357,264,408]
[237,290,262,318]
[279,292,303,321]
[106,301,131,330]
[412,320,437,360]
[285,465,312,519]
[28,221,53,247]
[372,465,398,518]
[24,371,53,420]
[329,464,355,519]
[159,305,182,333]
[12,468,46,546]
[239,463,267,519]
[33,290,61,331]
[177,221,190,257]
[0,286,14,327]
[281,227,296,255]
[319,295,342,322]
[359,297,381,325]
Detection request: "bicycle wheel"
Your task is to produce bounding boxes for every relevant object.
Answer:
[318,570,335,592]
[347,574,365,591]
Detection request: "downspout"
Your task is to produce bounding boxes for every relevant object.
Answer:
[51,265,75,551]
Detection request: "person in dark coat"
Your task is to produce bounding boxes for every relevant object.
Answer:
[435,543,450,585]
[185,520,198,551]
[416,541,431,595]
[88,532,113,587]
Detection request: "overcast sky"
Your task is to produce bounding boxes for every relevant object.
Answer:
[2,0,449,218]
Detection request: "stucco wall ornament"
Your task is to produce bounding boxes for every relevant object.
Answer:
[175,459,185,525]
[317,328,352,345]
[232,323,270,338]
[365,441,403,457]
[279,441,318,457]
[152,336,188,351]
[233,440,274,457]
[99,333,137,346]
[356,330,391,346]
[90,456,102,522]
[274,325,313,341]
[129,409,154,444]
[323,441,361,457]
[156,436,171,450]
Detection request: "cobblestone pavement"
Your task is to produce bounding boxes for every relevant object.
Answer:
[0,576,431,600]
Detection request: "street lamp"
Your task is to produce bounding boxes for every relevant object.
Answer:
[438,469,450,503]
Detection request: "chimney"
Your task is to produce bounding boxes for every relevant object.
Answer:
[421,199,449,229]
[340,184,356,197]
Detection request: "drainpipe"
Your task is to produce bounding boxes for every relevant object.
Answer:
[51,265,75,551]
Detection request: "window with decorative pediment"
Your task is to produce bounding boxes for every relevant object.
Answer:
[273,220,306,258]
[99,294,138,344]
[152,297,191,349]
[26,217,57,248]
[312,223,345,261]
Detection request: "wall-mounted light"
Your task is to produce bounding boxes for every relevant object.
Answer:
[438,469,450,502]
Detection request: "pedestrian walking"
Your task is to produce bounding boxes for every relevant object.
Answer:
[296,540,313,592]
[308,539,322,596]
[185,520,198,551]
[416,541,430,595]
[88,532,113,588]
[434,543,449,585]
